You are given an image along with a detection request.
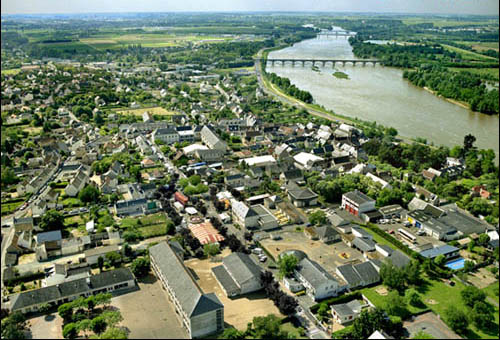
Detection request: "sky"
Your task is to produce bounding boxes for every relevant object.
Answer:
[1,0,499,15]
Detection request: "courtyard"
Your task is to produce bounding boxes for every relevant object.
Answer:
[184,249,283,331]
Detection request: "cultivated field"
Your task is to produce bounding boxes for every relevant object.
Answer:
[115,106,176,116]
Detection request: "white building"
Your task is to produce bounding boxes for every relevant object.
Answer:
[293,152,325,171]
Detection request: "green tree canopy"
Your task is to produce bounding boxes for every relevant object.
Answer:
[40,209,65,231]
[278,254,298,279]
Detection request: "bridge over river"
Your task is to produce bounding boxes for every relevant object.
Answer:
[264,58,382,67]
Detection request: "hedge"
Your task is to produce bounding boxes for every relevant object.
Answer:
[364,223,418,258]
[310,291,362,313]
[6,270,45,287]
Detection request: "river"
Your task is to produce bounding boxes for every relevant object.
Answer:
[266,31,499,159]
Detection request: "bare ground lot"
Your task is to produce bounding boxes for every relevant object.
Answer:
[110,275,188,339]
[403,311,460,339]
[115,106,177,116]
[260,230,364,274]
[466,267,498,289]
[185,249,283,330]
[27,313,63,339]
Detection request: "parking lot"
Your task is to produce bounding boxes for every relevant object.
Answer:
[260,230,365,274]
[110,275,188,339]
[403,311,459,339]
[375,220,444,248]
[184,250,283,331]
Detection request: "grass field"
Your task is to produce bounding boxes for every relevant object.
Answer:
[281,321,307,339]
[458,41,499,52]
[1,200,24,215]
[363,277,499,339]
[360,226,397,250]
[139,224,167,238]
[441,44,498,61]
[402,18,498,28]
[482,281,499,299]
[449,67,499,81]
[115,106,176,116]
[80,33,232,49]
[1,68,21,75]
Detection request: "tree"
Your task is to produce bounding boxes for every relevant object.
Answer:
[40,209,65,231]
[130,257,150,278]
[221,327,244,339]
[1,312,27,340]
[434,254,446,266]
[463,134,476,155]
[317,303,329,321]
[444,307,468,334]
[247,314,288,339]
[77,319,93,338]
[91,316,107,334]
[308,210,327,225]
[461,286,486,307]
[277,293,298,315]
[470,301,494,329]
[101,310,123,327]
[404,288,421,307]
[63,323,78,339]
[97,256,104,273]
[404,260,421,285]
[78,185,100,204]
[278,254,298,279]
[463,260,475,273]
[380,262,406,292]
[105,251,122,268]
[478,234,490,246]
[203,243,220,257]
[58,303,74,322]
[94,293,112,308]
[411,331,435,339]
[385,291,409,318]
[351,308,388,339]
[98,327,128,339]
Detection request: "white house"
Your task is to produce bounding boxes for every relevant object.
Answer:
[293,152,325,171]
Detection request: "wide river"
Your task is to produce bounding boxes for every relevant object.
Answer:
[267,33,499,159]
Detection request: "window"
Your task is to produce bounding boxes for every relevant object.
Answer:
[349,316,352,320]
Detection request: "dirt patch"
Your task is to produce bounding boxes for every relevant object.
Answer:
[375,286,388,296]
[28,313,63,339]
[18,253,37,265]
[185,249,283,330]
[466,267,498,289]
[426,299,438,305]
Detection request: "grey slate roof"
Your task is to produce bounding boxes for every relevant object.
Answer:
[212,265,240,295]
[222,252,262,287]
[343,190,375,205]
[316,225,340,240]
[420,245,459,259]
[9,268,134,311]
[353,261,380,285]
[36,230,62,244]
[387,250,411,268]
[296,257,336,290]
[149,241,223,317]
[288,187,318,201]
[336,264,362,288]
[328,213,350,227]
[352,237,376,252]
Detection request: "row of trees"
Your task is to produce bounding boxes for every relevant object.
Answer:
[267,73,313,103]
[260,271,298,316]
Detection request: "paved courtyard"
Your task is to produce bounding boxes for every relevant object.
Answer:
[403,311,460,339]
[27,313,63,339]
[260,230,364,274]
[111,275,188,339]
[185,249,283,331]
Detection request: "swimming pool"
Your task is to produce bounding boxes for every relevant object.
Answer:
[445,258,465,270]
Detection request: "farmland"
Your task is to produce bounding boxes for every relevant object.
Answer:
[115,106,177,116]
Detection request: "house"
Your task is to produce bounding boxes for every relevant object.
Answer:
[114,198,159,217]
[335,261,380,290]
[280,168,304,184]
[149,242,224,338]
[422,168,442,181]
[287,187,319,207]
[201,126,227,151]
[152,127,180,144]
[13,217,34,232]
[64,170,89,197]
[341,190,376,217]
[225,173,246,188]
[231,199,259,229]
[141,158,156,168]
[9,268,136,314]
[294,257,345,301]
[293,152,325,171]
[352,237,376,253]
[316,225,341,243]
[304,227,319,240]
[175,191,189,206]
[241,155,277,168]
[368,330,393,339]
[366,173,392,190]
[386,249,412,269]
[195,149,225,162]
[331,300,362,324]
[378,205,405,219]
[84,245,120,265]
[43,263,91,287]
[212,252,263,297]
[420,245,460,260]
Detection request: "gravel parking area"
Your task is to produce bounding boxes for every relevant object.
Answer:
[185,250,283,331]
[403,311,460,339]
[260,230,364,274]
[110,275,188,339]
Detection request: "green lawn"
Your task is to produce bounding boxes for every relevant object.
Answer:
[61,197,83,208]
[441,44,498,61]
[1,200,24,215]
[281,321,307,339]
[1,68,21,75]
[360,226,397,250]
[139,224,167,238]
[482,281,499,299]
[361,286,429,315]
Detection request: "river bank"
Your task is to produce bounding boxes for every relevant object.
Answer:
[422,86,476,112]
